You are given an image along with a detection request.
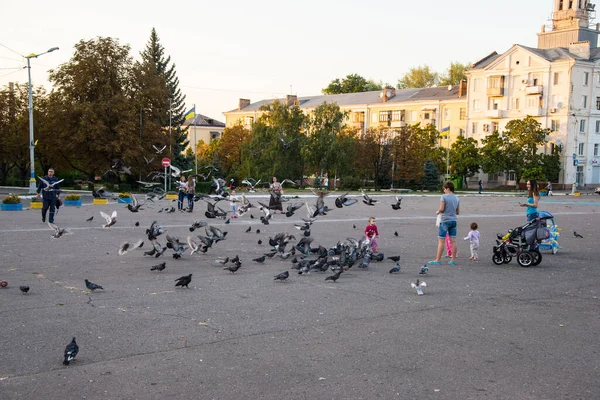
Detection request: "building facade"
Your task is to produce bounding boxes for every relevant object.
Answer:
[182,114,225,155]
[466,0,600,187]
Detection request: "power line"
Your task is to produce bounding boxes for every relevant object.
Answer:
[181,85,288,96]
[0,42,23,58]
[0,55,23,62]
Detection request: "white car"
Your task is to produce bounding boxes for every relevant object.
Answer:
[595,187,600,195]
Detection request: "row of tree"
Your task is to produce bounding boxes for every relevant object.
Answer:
[321,62,471,95]
[0,30,191,186]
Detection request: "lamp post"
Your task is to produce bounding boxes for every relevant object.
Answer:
[26,47,59,193]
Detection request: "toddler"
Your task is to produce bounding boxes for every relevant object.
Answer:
[364,217,379,253]
[464,222,480,261]
[230,190,238,218]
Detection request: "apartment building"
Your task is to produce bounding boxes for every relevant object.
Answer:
[182,113,225,154]
[223,83,467,147]
[466,0,600,187]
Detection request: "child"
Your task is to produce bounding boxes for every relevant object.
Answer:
[230,190,238,218]
[364,217,379,253]
[464,222,480,261]
[445,233,453,258]
[186,176,195,212]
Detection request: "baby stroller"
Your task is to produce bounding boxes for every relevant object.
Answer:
[492,211,553,267]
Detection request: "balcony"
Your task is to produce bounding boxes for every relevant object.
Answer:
[390,121,407,128]
[485,109,504,118]
[487,87,505,96]
[522,107,542,116]
[525,85,543,95]
[350,121,364,130]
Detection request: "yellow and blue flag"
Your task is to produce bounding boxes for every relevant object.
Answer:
[184,106,195,121]
[439,126,450,138]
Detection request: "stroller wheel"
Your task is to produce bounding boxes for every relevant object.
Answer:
[517,251,534,267]
[531,250,542,266]
[503,254,512,264]
[492,253,504,265]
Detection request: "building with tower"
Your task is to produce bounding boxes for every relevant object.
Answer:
[466,0,600,188]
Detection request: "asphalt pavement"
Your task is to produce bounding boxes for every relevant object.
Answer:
[1,192,599,400]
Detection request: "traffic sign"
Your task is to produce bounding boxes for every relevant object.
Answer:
[162,158,171,168]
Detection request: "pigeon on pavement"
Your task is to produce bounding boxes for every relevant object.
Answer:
[175,274,193,288]
[85,279,104,291]
[63,337,79,365]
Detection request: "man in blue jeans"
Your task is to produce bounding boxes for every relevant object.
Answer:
[36,168,61,223]
[429,181,460,265]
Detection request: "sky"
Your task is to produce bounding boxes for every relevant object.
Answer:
[1,0,563,122]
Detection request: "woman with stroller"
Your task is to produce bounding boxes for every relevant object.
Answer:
[518,180,540,222]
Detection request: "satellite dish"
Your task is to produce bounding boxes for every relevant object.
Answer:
[555,139,562,146]
[557,102,563,109]
[386,90,392,98]
[448,85,453,91]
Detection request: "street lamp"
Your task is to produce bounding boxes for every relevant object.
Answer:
[26,46,59,193]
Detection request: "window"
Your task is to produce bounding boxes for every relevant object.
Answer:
[553,72,560,85]
[491,122,499,132]
[459,128,465,136]
[243,116,254,126]
[489,98,500,110]
[410,110,417,122]
[513,98,520,109]
[580,119,586,132]
[379,111,390,122]
[472,122,478,134]
[371,112,378,123]
[584,72,589,86]
[578,142,585,155]
[423,112,431,120]
[459,108,466,120]
[596,97,600,110]
[596,120,600,133]
[526,96,538,108]
[391,110,405,121]
[551,120,560,131]
[352,112,365,122]
[473,99,480,111]
[443,108,452,120]
[210,131,220,140]
[508,171,516,181]
[473,79,480,92]
[594,143,599,156]
[483,124,490,132]
[582,95,588,108]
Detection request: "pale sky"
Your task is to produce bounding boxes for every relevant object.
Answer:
[1,0,561,122]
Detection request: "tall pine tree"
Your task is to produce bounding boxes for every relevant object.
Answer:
[140,28,191,169]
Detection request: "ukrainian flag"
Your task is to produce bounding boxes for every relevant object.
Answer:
[439,126,450,137]
[184,107,195,121]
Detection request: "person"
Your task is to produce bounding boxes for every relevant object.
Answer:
[464,222,480,261]
[36,168,61,223]
[186,176,195,212]
[519,180,539,222]
[269,176,283,213]
[364,217,379,253]
[429,181,460,265]
[478,180,483,194]
[546,180,553,196]
[323,174,329,191]
[177,176,188,211]
[230,190,238,218]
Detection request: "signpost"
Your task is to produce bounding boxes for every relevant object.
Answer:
[162,158,170,193]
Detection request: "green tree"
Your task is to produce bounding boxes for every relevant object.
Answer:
[140,28,190,169]
[439,61,470,86]
[421,159,440,191]
[480,131,506,176]
[540,144,562,182]
[390,124,439,187]
[47,37,140,177]
[448,135,480,188]
[216,124,252,179]
[397,65,438,89]
[356,127,393,189]
[305,102,348,178]
[322,74,382,94]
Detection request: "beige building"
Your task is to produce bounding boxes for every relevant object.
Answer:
[182,113,225,154]
[223,84,467,147]
[466,0,600,188]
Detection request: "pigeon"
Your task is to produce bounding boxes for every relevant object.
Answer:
[334,192,358,208]
[86,216,93,222]
[118,239,143,255]
[19,285,30,294]
[48,222,72,239]
[150,262,166,272]
[153,144,166,154]
[215,257,229,265]
[175,274,193,288]
[256,229,261,234]
[245,226,252,233]
[394,231,399,237]
[257,239,262,245]
[224,263,241,273]
[324,271,342,283]
[411,279,427,295]
[574,231,584,238]
[100,210,117,228]
[187,236,201,255]
[361,190,377,206]
[85,279,103,291]
[63,337,79,365]
[353,224,356,229]
[274,271,289,281]
[419,265,429,275]
[252,255,266,263]
[135,221,140,227]
[388,255,401,262]
[391,196,402,210]
[37,176,64,192]
[127,195,143,212]
[250,214,255,219]
[389,263,401,273]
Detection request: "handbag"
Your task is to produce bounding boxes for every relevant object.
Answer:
[436,213,441,227]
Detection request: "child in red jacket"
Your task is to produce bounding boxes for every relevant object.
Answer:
[364,217,379,252]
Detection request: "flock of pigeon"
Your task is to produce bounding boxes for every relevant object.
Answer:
[27,182,438,366]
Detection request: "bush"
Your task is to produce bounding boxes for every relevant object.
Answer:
[119,183,132,193]
[65,194,81,201]
[73,184,82,190]
[87,183,95,191]
[31,197,42,203]
[196,182,212,194]
[339,176,362,191]
[2,194,21,204]
[118,192,131,198]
